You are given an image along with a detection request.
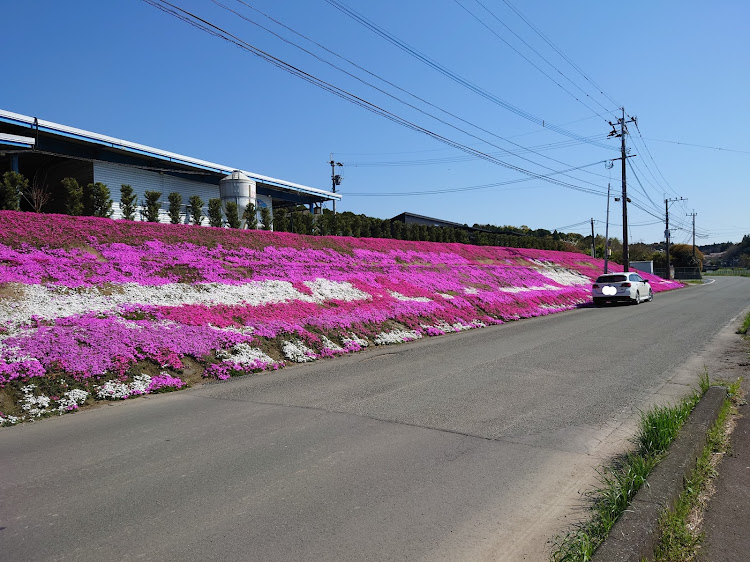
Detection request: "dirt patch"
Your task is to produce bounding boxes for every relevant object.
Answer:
[0,282,25,303]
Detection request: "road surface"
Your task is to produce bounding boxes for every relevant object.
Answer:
[2,276,749,561]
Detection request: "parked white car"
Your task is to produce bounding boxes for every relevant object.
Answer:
[592,272,653,306]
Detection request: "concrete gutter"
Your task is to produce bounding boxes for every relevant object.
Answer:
[593,385,728,561]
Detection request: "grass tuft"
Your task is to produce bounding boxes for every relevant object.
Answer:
[737,311,750,335]
[653,378,741,561]
[549,380,706,562]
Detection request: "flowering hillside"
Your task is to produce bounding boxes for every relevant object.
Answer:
[0,211,682,425]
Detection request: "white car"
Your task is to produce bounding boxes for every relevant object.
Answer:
[592,272,653,306]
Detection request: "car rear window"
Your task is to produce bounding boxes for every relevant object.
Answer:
[595,275,626,283]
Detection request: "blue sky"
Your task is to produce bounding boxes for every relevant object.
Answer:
[3,0,748,244]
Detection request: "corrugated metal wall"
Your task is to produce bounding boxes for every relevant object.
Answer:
[93,161,219,225]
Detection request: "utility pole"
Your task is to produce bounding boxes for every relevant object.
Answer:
[687,210,697,259]
[329,155,343,215]
[590,218,595,258]
[664,196,687,280]
[604,183,611,273]
[608,109,637,271]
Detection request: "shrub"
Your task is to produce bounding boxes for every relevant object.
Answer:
[188,195,204,226]
[61,177,84,216]
[208,198,223,228]
[167,192,182,224]
[1,171,25,211]
[119,184,137,220]
[224,201,240,229]
[259,206,272,231]
[84,182,113,218]
[243,201,258,229]
[143,191,162,223]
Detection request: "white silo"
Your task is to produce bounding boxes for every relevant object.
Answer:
[219,170,256,225]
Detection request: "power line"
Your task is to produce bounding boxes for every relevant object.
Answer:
[498,0,620,108]
[452,0,616,119]
[644,137,750,155]
[143,0,610,196]
[323,0,614,151]
[215,0,615,191]
[346,160,609,196]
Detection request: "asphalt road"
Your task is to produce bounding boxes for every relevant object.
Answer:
[2,277,749,561]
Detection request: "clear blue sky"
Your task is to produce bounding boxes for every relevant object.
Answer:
[3,0,748,245]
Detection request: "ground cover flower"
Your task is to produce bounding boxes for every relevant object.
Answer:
[0,211,684,423]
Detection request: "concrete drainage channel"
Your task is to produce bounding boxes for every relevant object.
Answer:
[593,385,727,561]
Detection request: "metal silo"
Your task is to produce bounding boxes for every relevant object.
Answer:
[219,170,256,221]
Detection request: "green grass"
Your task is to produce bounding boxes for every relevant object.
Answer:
[653,378,741,561]
[549,372,709,562]
[706,268,750,277]
[737,310,750,335]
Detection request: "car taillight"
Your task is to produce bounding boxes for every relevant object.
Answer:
[592,284,599,288]
[621,282,631,287]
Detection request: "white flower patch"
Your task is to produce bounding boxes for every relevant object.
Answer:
[0,414,20,426]
[320,336,344,352]
[15,386,88,419]
[95,374,151,400]
[20,385,51,417]
[282,340,317,363]
[463,287,479,295]
[305,279,371,302]
[342,332,369,348]
[0,280,373,329]
[388,291,432,303]
[437,293,455,300]
[496,284,565,293]
[56,389,89,412]
[217,343,276,366]
[374,329,423,346]
[528,260,591,286]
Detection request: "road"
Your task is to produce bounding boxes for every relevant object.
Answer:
[2,276,749,561]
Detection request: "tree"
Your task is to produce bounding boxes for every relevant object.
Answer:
[188,195,204,226]
[208,198,223,227]
[120,184,137,220]
[23,172,52,213]
[297,211,313,235]
[167,192,182,224]
[670,243,704,269]
[243,201,258,229]
[61,177,84,216]
[224,201,241,229]
[273,207,289,232]
[0,171,25,211]
[143,191,162,223]
[259,206,272,231]
[84,182,113,218]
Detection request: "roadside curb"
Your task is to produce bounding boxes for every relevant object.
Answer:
[593,385,728,562]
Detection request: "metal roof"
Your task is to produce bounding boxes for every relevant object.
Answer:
[0,109,340,200]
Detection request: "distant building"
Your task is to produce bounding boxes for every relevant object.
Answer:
[0,109,340,225]
[390,211,469,229]
[630,260,654,275]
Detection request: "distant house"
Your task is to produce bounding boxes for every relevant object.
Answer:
[0,109,340,225]
[391,212,470,230]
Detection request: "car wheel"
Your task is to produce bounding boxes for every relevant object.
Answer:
[633,291,641,305]
[593,298,603,307]
[648,289,654,302]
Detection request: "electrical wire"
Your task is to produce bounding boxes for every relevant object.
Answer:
[215,0,616,191]
[144,0,614,198]
[452,0,615,120]
[498,0,620,109]
[323,0,614,151]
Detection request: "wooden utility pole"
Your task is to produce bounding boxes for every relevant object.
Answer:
[687,211,698,259]
[591,218,595,258]
[664,196,687,280]
[608,109,637,271]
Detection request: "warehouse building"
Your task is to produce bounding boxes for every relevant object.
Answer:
[0,109,340,225]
